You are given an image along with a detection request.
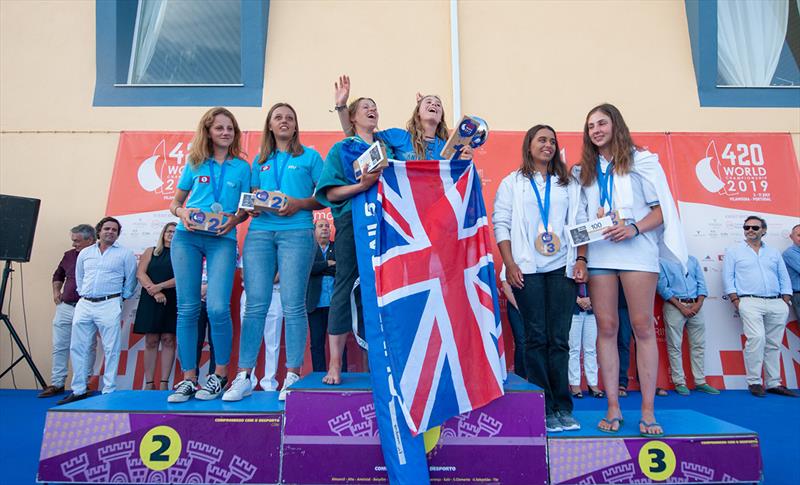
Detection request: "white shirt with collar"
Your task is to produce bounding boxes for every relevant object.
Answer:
[75,241,137,299]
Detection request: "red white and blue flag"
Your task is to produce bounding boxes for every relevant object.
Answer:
[352,156,506,484]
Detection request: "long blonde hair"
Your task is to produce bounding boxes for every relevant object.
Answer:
[153,222,176,256]
[257,103,304,165]
[406,95,449,159]
[187,107,244,168]
[578,103,638,186]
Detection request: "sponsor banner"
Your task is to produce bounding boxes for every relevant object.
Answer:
[282,378,547,485]
[38,411,282,483]
[106,131,800,391]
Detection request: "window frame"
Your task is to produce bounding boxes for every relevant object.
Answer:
[93,0,269,107]
[685,0,800,108]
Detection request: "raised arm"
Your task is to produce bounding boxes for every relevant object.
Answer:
[334,75,355,136]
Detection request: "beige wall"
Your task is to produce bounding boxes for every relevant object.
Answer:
[1,0,798,388]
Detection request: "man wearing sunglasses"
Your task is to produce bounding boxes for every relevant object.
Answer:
[723,216,795,398]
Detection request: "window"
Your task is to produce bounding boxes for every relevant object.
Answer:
[94,0,268,106]
[685,0,800,107]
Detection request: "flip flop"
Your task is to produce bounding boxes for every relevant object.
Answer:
[618,387,628,398]
[639,420,664,438]
[597,417,624,434]
[656,388,668,397]
[572,391,584,399]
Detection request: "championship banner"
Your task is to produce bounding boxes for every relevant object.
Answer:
[105,131,800,393]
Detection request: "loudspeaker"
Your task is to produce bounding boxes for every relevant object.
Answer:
[0,194,41,262]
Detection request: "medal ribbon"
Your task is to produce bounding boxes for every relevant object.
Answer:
[273,151,289,191]
[208,158,228,209]
[529,173,551,234]
[596,159,614,213]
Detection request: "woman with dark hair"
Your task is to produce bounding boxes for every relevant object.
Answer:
[223,103,324,402]
[574,103,686,437]
[133,222,177,390]
[168,107,251,403]
[493,124,583,433]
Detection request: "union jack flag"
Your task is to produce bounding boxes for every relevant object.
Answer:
[368,159,506,435]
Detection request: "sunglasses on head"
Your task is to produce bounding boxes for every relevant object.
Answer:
[743,225,762,231]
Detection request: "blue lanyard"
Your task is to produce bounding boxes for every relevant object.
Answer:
[596,159,613,211]
[272,152,290,191]
[208,159,228,204]
[529,173,551,232]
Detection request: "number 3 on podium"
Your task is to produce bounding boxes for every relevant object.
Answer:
[638,440,676,481]
[140,425,182,471]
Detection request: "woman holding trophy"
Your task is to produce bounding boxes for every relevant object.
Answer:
[493,124,582,433]
[168,107,251,403]
[573,103,686,437]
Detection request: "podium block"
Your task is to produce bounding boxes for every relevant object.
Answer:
[548,410,763,484]
[282,373,547,485]
[37,391,283,484]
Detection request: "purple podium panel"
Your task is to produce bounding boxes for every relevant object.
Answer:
[548,410,763,484]
[282,373,547,485]
[37,391,283,484]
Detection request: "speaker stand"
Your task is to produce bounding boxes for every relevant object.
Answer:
[0,260,47,388]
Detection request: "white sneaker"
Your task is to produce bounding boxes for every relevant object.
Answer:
[222,371,253,402]
[278,371,300,401]
[195,374,227,401]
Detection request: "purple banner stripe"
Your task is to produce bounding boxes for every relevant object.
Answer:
[283,435,547,447]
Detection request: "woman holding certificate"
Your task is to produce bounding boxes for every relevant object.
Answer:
[493,125,582,433]
[168,107,251,403]
[574,103,686,437]
[223,103,324,402]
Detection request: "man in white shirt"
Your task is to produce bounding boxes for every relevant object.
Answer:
[58,217,137,404]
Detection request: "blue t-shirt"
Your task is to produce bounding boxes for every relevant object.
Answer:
[176,157,251,239]
[377,128,446,161]
[249,146,323,231]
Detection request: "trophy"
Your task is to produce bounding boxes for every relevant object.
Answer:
[440,115,489,160]
[239,190,288,213]
[186,210,225,234]
[353,141,389,180]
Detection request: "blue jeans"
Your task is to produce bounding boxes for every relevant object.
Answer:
[240,229,315,369]
[171,230,237,372]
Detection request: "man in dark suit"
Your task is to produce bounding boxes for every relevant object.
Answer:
[307,219,345,371]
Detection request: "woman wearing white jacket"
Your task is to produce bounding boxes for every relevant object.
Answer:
[493,124,585,433]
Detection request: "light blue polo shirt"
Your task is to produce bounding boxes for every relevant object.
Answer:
[377,128,447,161]
[176,157,251,239]
[249,145,323,231]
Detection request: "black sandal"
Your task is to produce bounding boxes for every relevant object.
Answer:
[159,380,170,390]
[144,381,154,390]
[618,386,628,398]
[589,387,606,398]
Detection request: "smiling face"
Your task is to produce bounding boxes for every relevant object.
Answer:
[743,217,766,243]
[418,96,443,125]
[98,221,120,246]
[351,98,379,133]
[586,110,613,151]
[529,128,557,166]
[269,106,297,142]
[209,114,235,151]
[164,224,176,247]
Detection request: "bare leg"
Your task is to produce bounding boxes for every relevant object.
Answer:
[214,364,228,378]
[620,271,662,436]
[143,333,160,389]
[589,274,623,431]
[323,333,348,385]
[159,333,176,389]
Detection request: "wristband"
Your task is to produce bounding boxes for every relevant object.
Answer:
[575,256,587,263]
[630,223,640,236]
[334,105,347,112]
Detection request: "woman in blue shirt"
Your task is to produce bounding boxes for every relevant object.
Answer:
[333,75,460,161]
[315,90,386,385]
[168,107,251,403]
[222,103,324,402]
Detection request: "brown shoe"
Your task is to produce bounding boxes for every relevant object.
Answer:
[766,385,798,397]
[748,384,766,397]
[37,385,65,398]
